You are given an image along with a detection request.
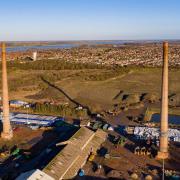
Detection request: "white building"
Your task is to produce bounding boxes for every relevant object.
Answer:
[32,52,37,61]
[16,169,54,180]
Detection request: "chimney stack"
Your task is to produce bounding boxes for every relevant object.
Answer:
[157,42,169,159]
[1,42,13,140]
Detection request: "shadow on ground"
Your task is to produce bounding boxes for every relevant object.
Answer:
[0,122,78,179]
[74,175,123,180]
[41,77,93,116]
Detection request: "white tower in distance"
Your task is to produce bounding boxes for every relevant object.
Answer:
[32,51,37,61]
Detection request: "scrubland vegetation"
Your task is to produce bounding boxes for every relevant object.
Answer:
[0,59,179,115]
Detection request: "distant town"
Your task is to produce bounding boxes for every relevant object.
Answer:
[2,42,180,67]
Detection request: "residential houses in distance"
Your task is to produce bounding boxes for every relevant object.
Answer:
[1,43,180,67]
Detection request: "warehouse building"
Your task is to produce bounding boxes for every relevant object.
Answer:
[0,113,64,126]
[9,100,29,108]
[16,127,107,180]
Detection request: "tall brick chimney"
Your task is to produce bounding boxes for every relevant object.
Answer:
[157,42,169,159]
[1,42,13,139]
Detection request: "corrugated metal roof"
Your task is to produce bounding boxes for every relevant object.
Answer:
[16,169,54,180]
[0,113,64,126]
[43,127,107,179]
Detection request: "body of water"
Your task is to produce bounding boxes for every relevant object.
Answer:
[151,113,180,125]
[1,40,161,53]
[5,44,79,52]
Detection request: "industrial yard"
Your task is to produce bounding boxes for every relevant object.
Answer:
[0,118,78,179]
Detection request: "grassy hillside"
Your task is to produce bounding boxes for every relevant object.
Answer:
[0,59,179,113]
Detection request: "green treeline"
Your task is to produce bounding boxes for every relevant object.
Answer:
[7,59,105,70]
[31,103,88,118]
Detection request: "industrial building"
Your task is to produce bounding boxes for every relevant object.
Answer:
[9,100,29,108]
[0,113,64,126]
[16,169,54,180]
[16,127,107,180]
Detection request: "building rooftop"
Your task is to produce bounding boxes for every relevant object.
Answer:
[0,113,63,126]
[16,127,107,180]
[16,169,54,180]
[43,127,107,179]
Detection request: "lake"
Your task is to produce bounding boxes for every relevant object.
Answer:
[151,113,180,125]
[2,40,158,53]
[6,44,79,52]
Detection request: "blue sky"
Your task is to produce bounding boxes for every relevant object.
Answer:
[0,0,180,41]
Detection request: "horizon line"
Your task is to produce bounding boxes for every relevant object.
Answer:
[1,39,180,43]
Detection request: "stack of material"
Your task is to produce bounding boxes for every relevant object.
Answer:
[134,127,180,142]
